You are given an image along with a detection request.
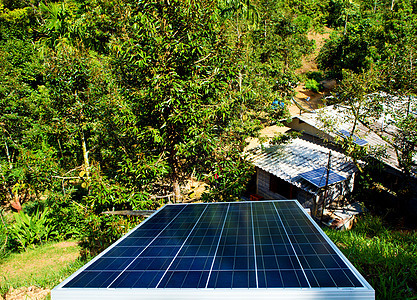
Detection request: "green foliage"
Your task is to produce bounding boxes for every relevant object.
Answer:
[353,214,388,236]
[270,131,301,145]
[44,193,84,240]
[8,208,56,251]
[318,6,417,76]
[392,115,417,177]
[305,70,325,82]
[0,209,10,260]
[103,0,261,202]
[0,4,36,40]
[324,215,417,299]
[0,0,413,259]
[317,28,373,75]
[78,213,141,258]
[305,78,322,92]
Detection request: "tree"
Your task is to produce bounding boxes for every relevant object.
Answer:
[393,116,417,178]
[219,0,314,123]
[381,28,417,177]
[333,69,381,133]
[0,38,60,209]
[102,0,253,203]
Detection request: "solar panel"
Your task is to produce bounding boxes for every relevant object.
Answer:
[299,167,346,188]
[339,129,368,146]
[52,201,374,299]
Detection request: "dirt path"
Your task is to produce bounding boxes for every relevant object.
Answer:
[289,27,334,116]
[289,79,336,116]
[296,27,332,75]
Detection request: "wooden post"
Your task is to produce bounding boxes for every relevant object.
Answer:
[320,151,332,222]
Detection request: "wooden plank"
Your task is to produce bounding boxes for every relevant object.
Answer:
[102,210,156,217]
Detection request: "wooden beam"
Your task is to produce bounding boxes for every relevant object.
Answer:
[102,210,156,217]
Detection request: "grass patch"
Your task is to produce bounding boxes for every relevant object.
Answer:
[0,240,85,297]
[323,215,417,300]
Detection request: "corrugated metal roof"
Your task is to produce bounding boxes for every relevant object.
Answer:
[293,105,400,171]
[245,138,357,195]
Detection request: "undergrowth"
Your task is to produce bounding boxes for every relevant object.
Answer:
[324,215,417,300]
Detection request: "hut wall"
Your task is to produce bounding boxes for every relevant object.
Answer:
[256,168,287,200]
[256,168,315,208]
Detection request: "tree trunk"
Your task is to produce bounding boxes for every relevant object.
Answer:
[344,14,348,35]
[238,71,243,93]
[236,15,241,42]
[172,168,181,203]
[4,141,12,170]
[390,0,394,10]
[351,109,359,135]
[169,148,181,203]
[81,131,90,179]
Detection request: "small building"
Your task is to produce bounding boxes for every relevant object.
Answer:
[246,138,357,216]
[286,105,401,174]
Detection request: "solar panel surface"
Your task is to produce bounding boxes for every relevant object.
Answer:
[339,129,368,146]
[299,167,346,188]
[52,200,374,299]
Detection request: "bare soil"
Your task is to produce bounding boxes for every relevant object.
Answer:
[296,27,332,75]
[289,79,336,116]
[245,125,292,151]
[3,286,50,300]
[289,27,334,117]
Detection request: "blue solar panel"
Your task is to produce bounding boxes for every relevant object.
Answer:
[52,201,374,299]
[339,129,368,146]
[299,167,346,188]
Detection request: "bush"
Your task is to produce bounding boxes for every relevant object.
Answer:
[0,210,10,260]
[306,71,324,82]
[8,208,56,251]
[305,78,322,93]
[78,213,142,258]
[45,192,84,240]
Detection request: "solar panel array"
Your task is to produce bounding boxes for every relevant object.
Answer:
[53,201,373,299]
[299,167,346,188]
[339,129,368,146]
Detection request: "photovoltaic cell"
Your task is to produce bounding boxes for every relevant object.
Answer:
[339,129,369,146]
[299,167,346,188]
[53,200,374,299]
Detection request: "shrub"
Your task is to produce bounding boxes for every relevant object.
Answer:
[0,210,10,260]
[305,78,322,93]
[78,213,142,258]
[45,192,84,240]
[306,71,324,82]
[8,208,56,251]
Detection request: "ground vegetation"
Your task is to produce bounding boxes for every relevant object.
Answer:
[0,0,416,298]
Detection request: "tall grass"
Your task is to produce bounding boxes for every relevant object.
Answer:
[324,215,417,300]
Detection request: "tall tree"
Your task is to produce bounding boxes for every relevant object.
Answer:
[104,0,250,202]
[333,69,381,134]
